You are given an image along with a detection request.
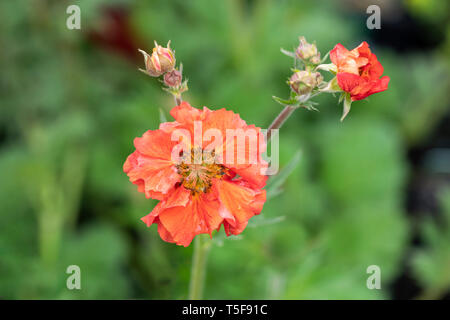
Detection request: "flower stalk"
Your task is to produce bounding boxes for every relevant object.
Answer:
[188,234,212,300]
[267,105,297,141]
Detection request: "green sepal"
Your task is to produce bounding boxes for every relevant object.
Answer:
[340,92,352,121]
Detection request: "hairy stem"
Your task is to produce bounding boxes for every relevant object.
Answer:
[267,105,297,140]
[173,93,182,106]
[188,234,211,300]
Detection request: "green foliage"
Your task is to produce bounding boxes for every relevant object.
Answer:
[412,189,450,299]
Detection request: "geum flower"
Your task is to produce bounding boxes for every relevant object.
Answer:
[330,41,390,101]
[124,102,268,246]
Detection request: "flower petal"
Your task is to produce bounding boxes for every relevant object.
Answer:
[330,43,350,66]
[336,72,364,94]
[215,179,266,236]
[170,101,204,125]
[141,186,191,226]
[158,192,222,246]
[124,151,180,199]
[134,129,177,160]
[202,107,247,136]
[221,124,268,188]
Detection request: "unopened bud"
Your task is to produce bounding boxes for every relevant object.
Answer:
[164,69,182,87]
[138,41,175,77]
[289,70,323,95]
[296,36,320,64]
[310,55,321,65]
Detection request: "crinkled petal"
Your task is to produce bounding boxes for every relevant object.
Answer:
[170,101,204,125]
[361,53,384,80]
[221,124,268,188]
[158,192,222,247]
[134,128,178,160]
[141,186,191,226]
[202,107,247,136]
[330,43,350,66]
[230,161,269,189]
[124,151,180,200]
[157,220,174,243]
[214,179,266,236]
[337,72,390,101]
[336,72,364,95]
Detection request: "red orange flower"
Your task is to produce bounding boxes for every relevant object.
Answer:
[123,102,268,246]
[330,42,390,101]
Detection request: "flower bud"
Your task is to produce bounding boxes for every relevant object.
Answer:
[296,37,318,59]
[289,70,323,95]
[138,41,175,77]
[164,69,182,87]
[295,36,321,65]
[310,55,321,65]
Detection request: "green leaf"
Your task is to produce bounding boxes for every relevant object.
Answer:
[247,215,286,228]
[302,101,319,112]
[411,188,450,298]
[266,150,301,199]
[272,95,297,106]
[159,107,168,123]
[340,93,352,121]
[280,48,296,58]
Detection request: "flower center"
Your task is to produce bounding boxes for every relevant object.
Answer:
[176,148,227,194]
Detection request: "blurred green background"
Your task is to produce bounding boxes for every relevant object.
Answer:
[1,0,449,299]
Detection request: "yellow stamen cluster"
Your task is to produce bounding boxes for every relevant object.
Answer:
[176,148,227,194]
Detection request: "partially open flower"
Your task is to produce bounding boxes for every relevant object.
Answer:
[296,36,320,63]
[330,42,389,101]
[289,70,323,95]
[139,41,175,77]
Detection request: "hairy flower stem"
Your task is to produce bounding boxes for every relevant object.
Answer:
[188,234,211,299]
[174,93,182,106]
[267,105,297,141]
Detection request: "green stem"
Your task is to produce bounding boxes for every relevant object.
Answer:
[188,234,211,300]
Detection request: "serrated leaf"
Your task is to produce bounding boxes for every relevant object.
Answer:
[272,95,297,106]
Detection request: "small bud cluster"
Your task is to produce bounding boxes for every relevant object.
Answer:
[138,41,187,102]
[274,36,327,110]
[289,37,324,97]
